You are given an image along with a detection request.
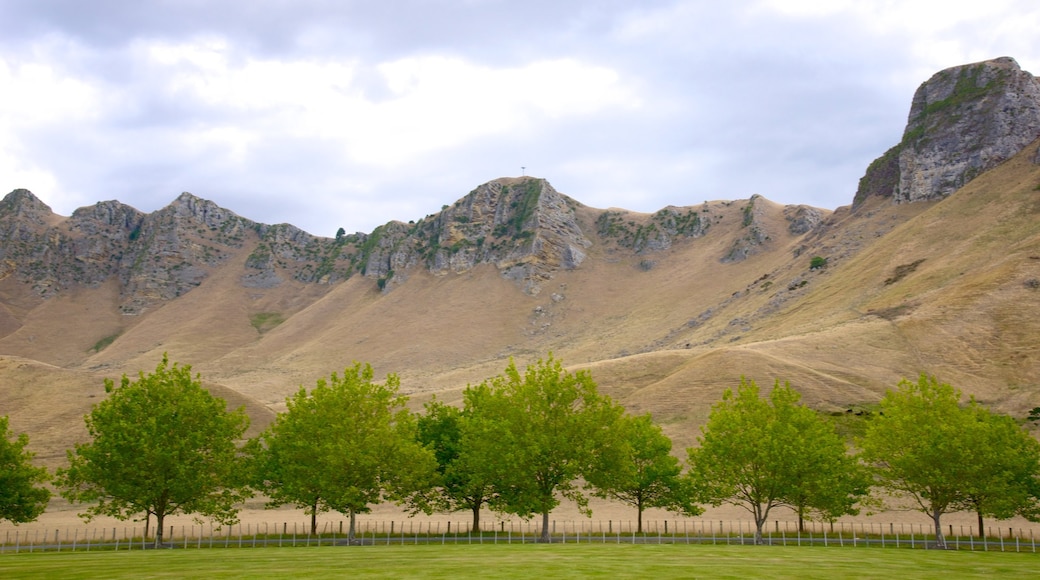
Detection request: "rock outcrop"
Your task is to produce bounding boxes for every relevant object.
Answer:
[721,195,770,263]
[350,178,593,294]
[854,57,1040,207]
[0,173,824,307]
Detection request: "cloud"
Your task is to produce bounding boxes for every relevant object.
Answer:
[0,1,1038,236]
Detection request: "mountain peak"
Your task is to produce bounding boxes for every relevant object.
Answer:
[854,56,1040,207]
[0,189,53,224]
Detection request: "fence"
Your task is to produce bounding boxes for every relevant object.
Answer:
[2,519,1037,553]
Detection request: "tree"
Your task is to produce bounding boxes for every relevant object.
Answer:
[687,378,865,543]
[859,373,975,549]
[255,362,436,539]
[471,354,625,542]
[414,398,496,531]
[778,410,871,532]
[0,416,50,524]
[961,405,1040,538]
[56,355,251,547]
[587,413,701,532]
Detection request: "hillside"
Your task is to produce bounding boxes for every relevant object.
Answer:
[1,57,1039,462]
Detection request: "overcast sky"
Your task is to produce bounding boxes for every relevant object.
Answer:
[2,1,1038,237]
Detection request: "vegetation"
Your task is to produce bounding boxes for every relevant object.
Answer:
[89,332,121,353]
[857,373,1040,547]
[253,363,436,539]
[413,398,497,530]
[960,404,1040,537]
[249,312,284,334]
[17,352,1037,553]
[3,545,1037,579]
[0,416,50,524]
[56,355,251,547]
[687,379,867,543]
[596,208,704,251]
[464,355,625,542]
[809,256,827,270]
[587,413,702,532]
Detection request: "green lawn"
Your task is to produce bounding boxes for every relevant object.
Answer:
[0,544,1036,579]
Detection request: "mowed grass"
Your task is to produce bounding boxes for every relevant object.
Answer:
[0,544,1035,579]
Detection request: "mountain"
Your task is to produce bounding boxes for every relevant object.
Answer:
[3,57,1039,464]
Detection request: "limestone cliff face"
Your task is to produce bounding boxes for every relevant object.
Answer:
[854,57,1040,206]
[0,174,823,307]
[356,178,592,294]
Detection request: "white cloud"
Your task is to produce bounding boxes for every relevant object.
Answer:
[126,40,639,169]
[1,2,1038,235]
[0,53,100,208]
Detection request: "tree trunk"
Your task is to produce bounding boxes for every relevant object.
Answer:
[931,507,947,549]
[753,504,767,545]
[348,509,357,541]
[977,509,985,540]
[310,499,318,535]
[540,511,551,543]
[144,511,151,541]
[637,502,644,534]
[154,511,165,548]
[797,507,805,533]
[471,503,481,533]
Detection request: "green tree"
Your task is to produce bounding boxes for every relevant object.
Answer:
[587,413,701,532]
[961,405,1040,538]
[687,378,865,544]
[471,354,624,542]
[780,412,871,532]
[0,416,50,524]
[859,373,975,549]
[414,398,497,531]
[56,355,251,547]
[255,362,436,539]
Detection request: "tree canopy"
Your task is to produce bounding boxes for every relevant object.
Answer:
[960,404,1040,537]
[414,398,497,531]
[859,373,976,548]
[0,415,50,524]
[857,374,1040,545]
[687,378,865,543]
[467,354,625,541]
[586,413,701,532]
[254,362,436,538]
[56,355,251,546]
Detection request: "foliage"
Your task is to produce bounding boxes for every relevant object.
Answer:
[0,416,50,524]
[56,354,251,546]
[254,362,436,538]
[586,413,701,532]
[1027,406,1040,422]
[468,354,625,541]
[413,398,497,530]
[249,312,285,334]
[90,332,121,353]
[809,256,827,270]
[687,378,866,543]
[859,373,974,548]
[960,404,1040,537]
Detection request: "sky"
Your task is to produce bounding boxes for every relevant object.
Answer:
[1,1,1038,237]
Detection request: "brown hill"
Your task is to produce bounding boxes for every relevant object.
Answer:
[2,57,1040,465]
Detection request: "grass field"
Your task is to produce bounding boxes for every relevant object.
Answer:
[0,544,1036,579]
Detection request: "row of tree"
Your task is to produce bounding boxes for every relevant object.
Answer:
[3,354,1038,549]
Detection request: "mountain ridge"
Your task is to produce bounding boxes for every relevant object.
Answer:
[3,56,1040,464]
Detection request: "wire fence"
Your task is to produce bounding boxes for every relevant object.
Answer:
[2,518,1037,553]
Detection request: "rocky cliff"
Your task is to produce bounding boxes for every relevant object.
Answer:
[0,175,825,312]
[854,57,1040,207]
